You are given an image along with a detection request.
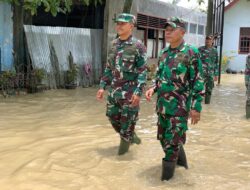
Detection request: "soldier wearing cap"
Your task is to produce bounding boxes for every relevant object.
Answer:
[96,13,147,155]
[245,54,250,118]
[145,17,204,180]
[199,35,219,104]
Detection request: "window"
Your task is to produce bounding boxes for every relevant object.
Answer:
[137,13,166,30]
[146,29,165,58]
[198,25,205,35]
[190,23,197,34]
[239,27,250,54]
[137,13,166,58]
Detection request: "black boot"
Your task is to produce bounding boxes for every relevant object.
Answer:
[177,145,188,169]
[132,132,141,145]
[205,94,211,104]
[161,159,176,181]
[118,138,130,155]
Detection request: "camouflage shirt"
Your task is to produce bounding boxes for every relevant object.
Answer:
[198,46,219,77]
[153,41,204,116]
[100,36,147,98]
[245,54,250,89]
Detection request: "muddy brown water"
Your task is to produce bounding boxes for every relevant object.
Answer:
[0,74,249,190]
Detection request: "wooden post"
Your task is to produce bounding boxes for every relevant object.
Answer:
[206,0,213,35]
[155,30,159,58]
[123,0,133,13]
[144,28,148,47]
[163,30,166,48]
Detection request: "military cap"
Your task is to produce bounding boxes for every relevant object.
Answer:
[115,13,136,24]
[164,17,187,30]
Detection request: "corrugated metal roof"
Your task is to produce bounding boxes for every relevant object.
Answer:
[24,25,103,88]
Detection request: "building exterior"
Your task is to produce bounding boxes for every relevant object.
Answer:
[1,0,207,87]
[103,0,207,66]
[223,0,250,71]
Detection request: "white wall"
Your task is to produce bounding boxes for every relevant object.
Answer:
[223,0,250,71]
[131,0,207,48]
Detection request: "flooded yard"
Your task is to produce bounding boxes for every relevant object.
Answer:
[0,74,249,190]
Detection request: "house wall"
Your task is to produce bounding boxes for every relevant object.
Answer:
[131,0,207,47]
[223,0,250,71]
[0,2,13,71]
[103,0,207,66]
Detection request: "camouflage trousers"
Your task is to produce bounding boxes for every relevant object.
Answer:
[157,113,188,161]
[106,95,139,142]
[204,76,214,96]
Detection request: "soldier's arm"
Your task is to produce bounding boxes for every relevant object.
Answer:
[99,41,115,90]
[99,63,113,90]
[150,49,166,93]
[133,43,148,96]
[190,51,204,113]
[214,48,219,76]
[245,62,250,88]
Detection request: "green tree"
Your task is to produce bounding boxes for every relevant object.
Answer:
[0,0,103,16]
[0,0,103,74]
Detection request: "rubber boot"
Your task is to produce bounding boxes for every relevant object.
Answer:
[118,138,130,155]
[177,145,188,169]
[132,132,141,145]
[205,94,211,104]
[161,159,176,181]
[246,101,250,119]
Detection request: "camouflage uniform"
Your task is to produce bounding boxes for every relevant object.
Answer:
[153,38,204,161]
[199,42,219,102]
[99,14,147,142]
[245,54,250,118]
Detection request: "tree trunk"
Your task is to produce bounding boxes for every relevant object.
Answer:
[13,0,32,74]
[13,1,24,73]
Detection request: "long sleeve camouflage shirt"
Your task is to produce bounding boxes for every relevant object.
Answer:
[153,41,204,116]
[99,36,147,99]
[198,46,219,78]
[245,54,250,90]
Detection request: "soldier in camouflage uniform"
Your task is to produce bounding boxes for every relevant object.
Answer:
[146,17,204,181]
[199,35,219,104]
[245,54,250,118]
[96,13,147,155]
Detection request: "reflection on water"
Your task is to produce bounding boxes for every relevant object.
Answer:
[0,74,250,190]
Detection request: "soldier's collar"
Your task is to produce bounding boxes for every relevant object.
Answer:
[175,41,185,52]
[165,41,186,53]
[118,35,133,45]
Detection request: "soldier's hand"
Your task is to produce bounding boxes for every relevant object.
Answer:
[96,89,105,101]
[214,76,218,81]
[145,88,154,102]
[190,110,201,125]
[130,94,140,107]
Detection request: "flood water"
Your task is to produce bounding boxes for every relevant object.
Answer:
[0,74,250,190]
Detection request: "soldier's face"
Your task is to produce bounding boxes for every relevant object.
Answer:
[205,38,213,47]
[165,26,185,44]
[116,22,134,36]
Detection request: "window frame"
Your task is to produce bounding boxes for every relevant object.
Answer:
[198,24,205,35]
[189,23,197,34]
[239,27,250,54]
